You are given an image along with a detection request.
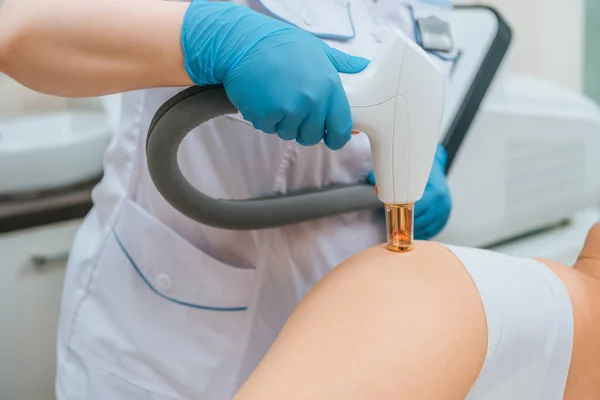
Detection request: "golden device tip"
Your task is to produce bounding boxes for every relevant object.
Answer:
[385,203,414,252]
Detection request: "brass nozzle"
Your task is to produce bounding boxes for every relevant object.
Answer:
[385,203,414,252]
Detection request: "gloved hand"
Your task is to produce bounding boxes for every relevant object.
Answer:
[368,144,452,240]
[181,1,369,150]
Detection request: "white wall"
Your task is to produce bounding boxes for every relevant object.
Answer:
[454,0,584,92]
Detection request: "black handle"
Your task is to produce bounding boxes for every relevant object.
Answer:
[146,85,381,230]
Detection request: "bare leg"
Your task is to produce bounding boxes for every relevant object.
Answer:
[234,224,600,400]
[553,223,600,399]
[234,242,488,399]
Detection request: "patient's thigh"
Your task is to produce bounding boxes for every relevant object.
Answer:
[234,242,488,400]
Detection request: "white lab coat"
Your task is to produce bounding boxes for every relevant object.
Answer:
[55,1,450,399]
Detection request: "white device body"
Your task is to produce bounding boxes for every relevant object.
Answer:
[340,30,446,205]
[437,74,600,248]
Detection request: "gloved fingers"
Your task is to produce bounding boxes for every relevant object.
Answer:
[324,84,353,150]
[416,217,448,240]
[277,114,305,142]
[415,198,452,240]
[367,171,376,185]
[413,145,452,239]
[298,108,327,147]
[414,209,436,234]
[252,118,278,135]
[414,198,430,219]
[434,216,450,235]
[323,45,370,74]
[434,143,449,166]
[415,227,434,241]
[415,214,444,240]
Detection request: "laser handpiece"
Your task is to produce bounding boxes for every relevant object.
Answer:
[341,29,445,252]
[145,29,445,251]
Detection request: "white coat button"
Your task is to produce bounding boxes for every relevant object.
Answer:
[156,273,172,292]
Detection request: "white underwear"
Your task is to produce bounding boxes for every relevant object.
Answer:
[444,245,574,400]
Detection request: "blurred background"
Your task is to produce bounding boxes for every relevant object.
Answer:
[1,1,599,399]
[455,0,586,93]
[454,0,600,104]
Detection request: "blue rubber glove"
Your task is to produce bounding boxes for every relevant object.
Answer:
[368,144,452,240]
[181,1,370,150]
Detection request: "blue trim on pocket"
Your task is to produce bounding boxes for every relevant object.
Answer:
[256,0,356,40]
[112,229,248,312]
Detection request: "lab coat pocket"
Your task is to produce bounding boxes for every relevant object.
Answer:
[68,199,257,400]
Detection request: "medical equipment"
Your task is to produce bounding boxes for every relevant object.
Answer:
[427,6,600,255]
[386,204,415,251]
[433,6,600,251]
[146,29,445,252]
[146,5,518,248]
[439,74,600,248]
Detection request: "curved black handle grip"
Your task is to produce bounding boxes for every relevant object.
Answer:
[146,85,381,230]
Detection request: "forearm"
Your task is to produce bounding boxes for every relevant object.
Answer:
[0,0,192,97]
